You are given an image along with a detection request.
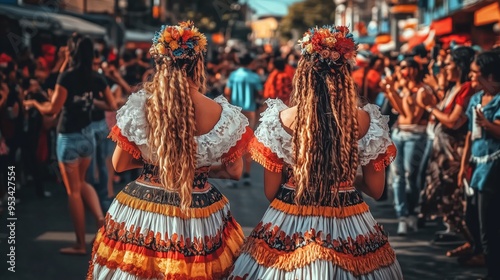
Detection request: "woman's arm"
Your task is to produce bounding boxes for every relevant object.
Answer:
[111,146,143,173]
[429,105,466,129]
[25,84,67,115]
[357,109,370,139]
[384,88,405,117]
[457,131,472,188]
[94,86,117,111]
[355,162,385,200]
[208,158,244,180]
[263,169,282,202]
[416,86,437,109]
[109,68,132,95]
[112,85,126,108]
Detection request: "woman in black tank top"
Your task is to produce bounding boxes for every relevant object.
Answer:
[24,35,117,255]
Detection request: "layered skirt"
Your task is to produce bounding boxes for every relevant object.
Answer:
[87,181,244,280]
[228,185,403,280]
[420,124,467,228]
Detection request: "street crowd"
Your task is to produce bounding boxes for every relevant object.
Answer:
[0,26,499,279]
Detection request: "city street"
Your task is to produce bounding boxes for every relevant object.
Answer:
[0,163,487,280]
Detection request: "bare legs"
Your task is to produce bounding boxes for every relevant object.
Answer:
[58,157,104,255]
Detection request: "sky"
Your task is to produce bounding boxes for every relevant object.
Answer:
[242,0,304,17]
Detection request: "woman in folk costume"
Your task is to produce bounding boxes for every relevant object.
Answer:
[87,21,253,279]
[229,26,403,279]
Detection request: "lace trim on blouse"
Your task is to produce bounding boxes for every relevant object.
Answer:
[254,99,293,166]
[358,103,394,166]
[115,92,249,167]
[116,89,149,146]
[195,95,250,167]
[251,100,395,172]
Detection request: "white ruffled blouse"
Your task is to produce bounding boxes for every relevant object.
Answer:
[252,98,396,172]
[110,90,251,168]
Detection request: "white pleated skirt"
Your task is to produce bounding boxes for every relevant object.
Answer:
[228,185,404,280]
[87,180,244,280]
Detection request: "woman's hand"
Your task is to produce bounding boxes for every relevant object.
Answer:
[23,99,35,110]
[475,109,490,128]
[381,76,395,95]
[423,74,438,91]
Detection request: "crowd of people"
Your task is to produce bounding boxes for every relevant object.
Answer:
[0,20,499,279]
[374,43,500,278]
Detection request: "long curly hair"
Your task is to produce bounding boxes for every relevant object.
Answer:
[290,58,359,206]
[143,24,206,210]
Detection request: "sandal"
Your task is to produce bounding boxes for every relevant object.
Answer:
[446,242,472,257]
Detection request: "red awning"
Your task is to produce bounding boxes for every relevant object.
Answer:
[431,17,453,36]
[439,34,471,47]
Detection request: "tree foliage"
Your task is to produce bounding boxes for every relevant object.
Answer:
[279,0,336,40]
[165,0,240,33]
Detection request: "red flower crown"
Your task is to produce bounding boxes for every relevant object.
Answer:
[150,21,207,61]
[298,25,358,67]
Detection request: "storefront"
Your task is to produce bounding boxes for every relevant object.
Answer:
[0,4,106,57]
[473,2,500,48]
[427,0,499,49]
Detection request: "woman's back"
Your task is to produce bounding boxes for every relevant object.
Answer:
[253,99,395,194]
[114,91,250,167]
[230,97,402,279]
[229,25,402,280]
[280,105,371,142]
[56,69,107,133]
[89,21,251,280]
[192,92,223,135]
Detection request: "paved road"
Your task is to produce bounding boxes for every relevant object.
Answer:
[0,163,487,280]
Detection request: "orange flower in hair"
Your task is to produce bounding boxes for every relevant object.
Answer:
[151,21,207,60]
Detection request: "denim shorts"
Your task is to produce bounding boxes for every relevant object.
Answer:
[56,125,95,163]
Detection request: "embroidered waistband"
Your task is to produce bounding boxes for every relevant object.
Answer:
[122,182,224,208]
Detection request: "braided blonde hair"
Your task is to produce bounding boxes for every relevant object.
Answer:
[143,54,205,210]
[290,59,359,206]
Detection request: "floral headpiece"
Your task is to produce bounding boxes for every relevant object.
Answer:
[298,25,358,68]
[151,21,207,61]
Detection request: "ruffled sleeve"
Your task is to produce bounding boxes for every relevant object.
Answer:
[107,90,149,160]
[196,96,253,167]
[358,103,397,171]
[249,99,293,173]
[221,126,254,164]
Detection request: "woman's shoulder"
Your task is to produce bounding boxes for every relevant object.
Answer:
[198,95,249,137]
[357,108,371,139]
